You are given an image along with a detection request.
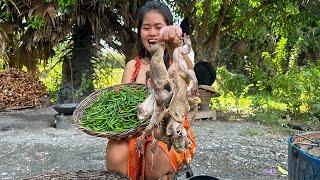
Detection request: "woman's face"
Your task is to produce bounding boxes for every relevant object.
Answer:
[140,10,167,52]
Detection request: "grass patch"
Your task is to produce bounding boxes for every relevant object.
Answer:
[240,128,264,136]
[268,125,297,136]
[211,92,319,128]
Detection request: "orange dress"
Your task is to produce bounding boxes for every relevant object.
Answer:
[118,56,197,180]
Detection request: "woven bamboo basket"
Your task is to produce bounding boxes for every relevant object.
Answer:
[24,170,128,180]
[73,83,149,140]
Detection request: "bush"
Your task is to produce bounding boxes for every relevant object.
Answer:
[38,59,62,103]
[93,68,123,89]
[211,65,319,126]
[271,64,320,118]
[212,66,254,112]
[213,66,251,97]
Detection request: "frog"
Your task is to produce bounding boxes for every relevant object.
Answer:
[137,38,194,154]
[168,34,198,98]
[148,42,172,105]
[167,71,190,124]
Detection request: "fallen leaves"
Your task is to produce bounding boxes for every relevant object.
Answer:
[0,68,47,109]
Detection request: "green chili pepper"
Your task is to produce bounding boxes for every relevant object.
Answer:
[81,85,147,133]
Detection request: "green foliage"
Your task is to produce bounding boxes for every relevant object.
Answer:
[211,93,253,114]
[213,67,254,110]
[289,37,303,68]
[38,42,68,102]
[56,0,76,12]
[75,71,93,100]
[211,64,320,126]
[251,109,286,126]
[94,68,123,89]
[214,66,249,96]
[247,35,306,94]
[38,44,125,102]
[95,50,125,69]
[271,64,320,117]
[93,50,125,89]
[218,0,320,80]
[38,60,62,103]
[27,15,46,30]
[57,0,76,7]
[0,58,6,68]
[245,63,269,92]
[194,2,204,17]
[262,37,288,76]
[39,62,124,103]
[0,8,10,22]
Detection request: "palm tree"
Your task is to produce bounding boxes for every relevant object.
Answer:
[0,0,147,103]
[0,0,69,71]
[57,0,148,103]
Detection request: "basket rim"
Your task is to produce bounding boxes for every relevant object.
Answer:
[198,85,218,93]
[72,83,149,140]
[24,169,129,179]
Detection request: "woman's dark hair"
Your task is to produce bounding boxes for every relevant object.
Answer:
[136,0,173,68]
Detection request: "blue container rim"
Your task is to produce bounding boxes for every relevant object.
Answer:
[288,134,320,163]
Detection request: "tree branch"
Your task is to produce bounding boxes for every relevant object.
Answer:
[221,0,272,35]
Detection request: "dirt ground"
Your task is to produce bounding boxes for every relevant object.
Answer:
[0,107,291,179]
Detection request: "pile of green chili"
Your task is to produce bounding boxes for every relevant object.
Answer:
[81,86,147,133]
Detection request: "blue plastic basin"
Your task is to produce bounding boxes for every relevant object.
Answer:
[288,132,320,180]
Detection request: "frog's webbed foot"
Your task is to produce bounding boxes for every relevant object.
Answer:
[172,136,189,153]
[150,139,158,154]
[137,134,147,155]
[191,84,199,97]
[137,122,155,154]
[187,79,198,98]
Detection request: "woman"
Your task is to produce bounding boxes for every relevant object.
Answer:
[106,1,196,179]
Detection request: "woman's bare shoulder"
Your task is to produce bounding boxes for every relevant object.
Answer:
[126,59,137,66]
[121,59,137,83]
[124,59,138,71]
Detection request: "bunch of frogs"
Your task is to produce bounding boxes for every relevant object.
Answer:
[136,28,198,154]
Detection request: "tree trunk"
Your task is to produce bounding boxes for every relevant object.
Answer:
[191,0,211,64]
[208,0,229,67]
[58,20,94,104]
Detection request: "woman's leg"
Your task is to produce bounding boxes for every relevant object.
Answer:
[144,143,175,180]
[106,140,128,176]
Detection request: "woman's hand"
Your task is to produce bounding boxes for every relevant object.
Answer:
[158,25,182,48]
[158,25,183,60]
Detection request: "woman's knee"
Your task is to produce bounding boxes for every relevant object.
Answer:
[145,143,175,179]
[106,140,128,174]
